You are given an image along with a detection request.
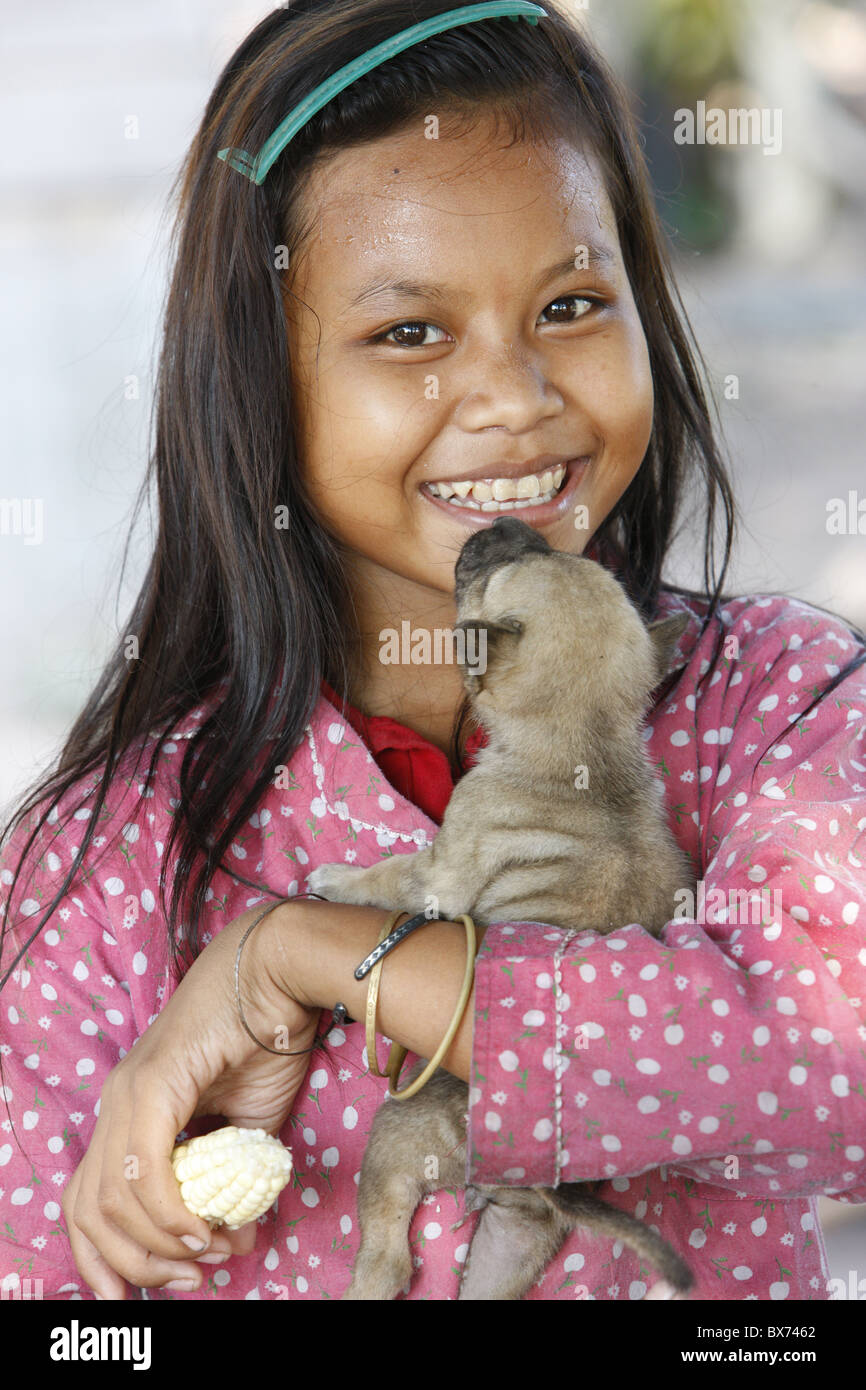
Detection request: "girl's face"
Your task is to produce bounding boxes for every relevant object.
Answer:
[283,110,653,608]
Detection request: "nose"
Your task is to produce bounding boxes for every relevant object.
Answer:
[453,339,564,434]
[455,517,550,598]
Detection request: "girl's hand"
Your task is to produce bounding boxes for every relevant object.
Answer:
[61,904,320,1299]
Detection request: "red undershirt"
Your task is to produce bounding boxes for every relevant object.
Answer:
[321,681,488,827]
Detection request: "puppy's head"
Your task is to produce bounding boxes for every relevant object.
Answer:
[454,517,688,732]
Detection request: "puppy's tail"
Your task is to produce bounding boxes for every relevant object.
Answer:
[540,1186,694,1294]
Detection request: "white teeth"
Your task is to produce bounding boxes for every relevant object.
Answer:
[443,486,559,511]
[516,474,540,498]
[426,462,569,510]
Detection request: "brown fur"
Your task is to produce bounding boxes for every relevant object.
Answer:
[308,517,695,1300]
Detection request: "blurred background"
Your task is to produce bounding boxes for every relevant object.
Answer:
[1,0,865,1286]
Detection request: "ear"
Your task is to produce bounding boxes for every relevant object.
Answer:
[455,616,523,695]
[647,612,690,683]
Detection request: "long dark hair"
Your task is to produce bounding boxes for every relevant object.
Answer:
[1,0,860,992]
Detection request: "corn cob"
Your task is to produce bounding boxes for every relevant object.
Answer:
[171,1126,293,1229]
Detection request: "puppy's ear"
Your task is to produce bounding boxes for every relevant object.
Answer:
[647,612,690,684]
[455,617,523,695]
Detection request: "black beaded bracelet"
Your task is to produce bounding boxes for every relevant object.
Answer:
[353,909,444,981]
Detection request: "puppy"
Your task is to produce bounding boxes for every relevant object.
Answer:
[309,517,695,1300]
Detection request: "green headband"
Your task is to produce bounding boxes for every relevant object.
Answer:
[217,2,548,185]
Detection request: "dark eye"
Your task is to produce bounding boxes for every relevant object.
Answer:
[538,295,596,324]
[378,321,450,347]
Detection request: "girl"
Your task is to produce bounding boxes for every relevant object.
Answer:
[1,0,865,1303]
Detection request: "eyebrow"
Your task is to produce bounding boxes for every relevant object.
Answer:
[345,246,618,310]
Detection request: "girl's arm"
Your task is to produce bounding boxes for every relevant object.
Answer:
[262,900,478,1081]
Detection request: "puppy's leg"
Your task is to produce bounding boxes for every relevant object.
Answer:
[307,846,435,910]
[457,1186,573,1300]
[344,1168,430,1301]
[344,1068,468,1300]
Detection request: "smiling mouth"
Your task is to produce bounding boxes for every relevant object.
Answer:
[422,462,568,512]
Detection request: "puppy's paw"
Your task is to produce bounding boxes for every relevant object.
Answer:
[463,1184,494,1216]
[307,862,367,901]
[450,1184,491,1232]
[343,1249,414,1301]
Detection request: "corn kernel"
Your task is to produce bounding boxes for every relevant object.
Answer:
[170,1126,293,1229]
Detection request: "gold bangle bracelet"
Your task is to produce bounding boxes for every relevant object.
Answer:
[364,910,408,1078]
[385,914,477,1101]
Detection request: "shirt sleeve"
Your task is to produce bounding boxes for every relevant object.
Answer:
[0,783,144,1300]
[467,598,866,1205]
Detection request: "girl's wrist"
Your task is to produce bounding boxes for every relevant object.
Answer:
[223,904,320,1054]
[249,898,476,1082]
